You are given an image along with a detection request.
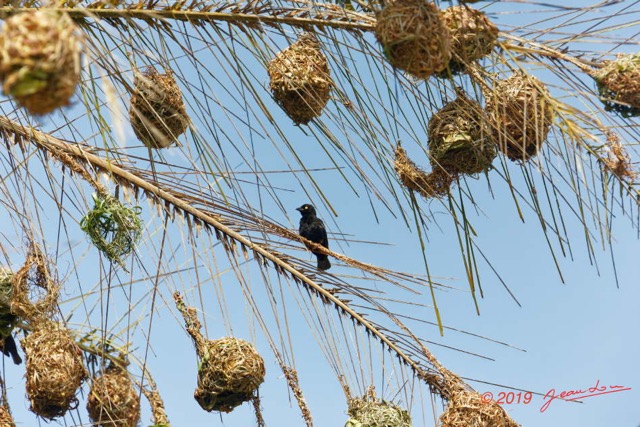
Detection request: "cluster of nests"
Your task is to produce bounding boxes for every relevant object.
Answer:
[396,73,553,198]
[375,1,499,79]
[0,254,141,426]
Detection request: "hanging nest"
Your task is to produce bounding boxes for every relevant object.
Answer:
[394,146,454,198]
[439,388,519,427]
[194,337,266,413]
[87,364,140,427]
[593,53,640,117]
[10,244,60,322]
[428,94,496,174]
[130,66,189,148]
[268,32,332,125]
[485,71,553,162]
[375,0,451,79]
[600,131,636,180]
[0,404,14,427]
[0,10,82,115]
[21,320,88,419]
[345,388,411,427]
[174,292,265,413]
[437,5,498,76]
[80,192,143,266]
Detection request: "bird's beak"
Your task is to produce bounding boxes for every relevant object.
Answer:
[296,206,303,212]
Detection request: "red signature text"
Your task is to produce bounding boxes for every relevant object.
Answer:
[540,379,632,412]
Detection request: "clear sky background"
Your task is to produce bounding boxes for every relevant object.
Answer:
[0,0,638,426]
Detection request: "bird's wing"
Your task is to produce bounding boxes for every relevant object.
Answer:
[316,218,329,249]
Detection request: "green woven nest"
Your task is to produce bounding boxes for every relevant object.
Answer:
[485,71,553,162]
[594,54,640,118]
[80,193,142,266]
[428,94,496,174]
[268,32,332,125]
[346,395,412,427]
[437,5,498,76]
[375,0,451,79]
[194,337,265,413]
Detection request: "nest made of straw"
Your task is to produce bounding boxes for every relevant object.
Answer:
[438,5,498,76]
[345,392,412,427]
[130,67,189,148]
[395,146,454,198]
[439,389,519,427]
[87,365,140,427]
[194,337,265,413]
[594,53,640,118]
[268,32,332,125]
[0,10,82,115]
[21,320,87,419]
[428,94,496,174]
[0,404,14,427]
[80,193,143,266]
[375,0,451,79]
[485,71,554,162]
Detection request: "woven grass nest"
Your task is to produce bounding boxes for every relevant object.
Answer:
[80,193,143,266]
[486,71,553,162]
[345,391,411,427]
[437,5,498,76]
[21,320,87,419]
[0,10,82,115]
[0,402,14,427]
[0,404,14,426]
[428,94,496,174]
[376,0,451,79]
[268,32,332,125]
[395,146,454,198]
[439,389,519,427]
[593,53,640,117]
[130,66,189,148]
[194,337,265,413]
[87,364,140,427]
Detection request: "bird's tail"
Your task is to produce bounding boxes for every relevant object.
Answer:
[2,335,22,365]
[317,255,331,271]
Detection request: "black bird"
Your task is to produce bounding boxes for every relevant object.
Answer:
[0,335,21,365]
[296,204,331,271]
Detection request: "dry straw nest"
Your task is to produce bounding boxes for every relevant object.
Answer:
[438,5,498,76]
[395,146,454,198]
[0,10,82,115]
[268,32,332,125]
[428,94,496,174]
[486,71,553,162]
[194,337,266,413]
[130,66,189,148]
[593,53,640,117]
[0,404,14,427]
[375,0,451,79]
[21,320,87,419]
[439,389,519,427]
[80,193,143,266]
[87,365,140,427]
[345,390,411,427]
